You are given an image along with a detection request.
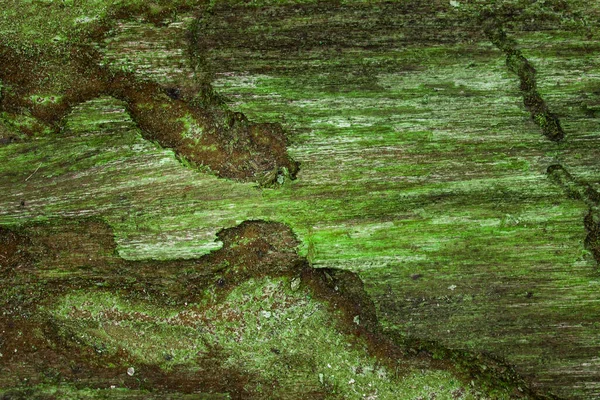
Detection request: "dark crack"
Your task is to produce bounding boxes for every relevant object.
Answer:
[547,165,600,263]
[484,23,598,266]
[485,25,565,142]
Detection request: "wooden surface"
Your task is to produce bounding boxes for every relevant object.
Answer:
[1,0,600,398]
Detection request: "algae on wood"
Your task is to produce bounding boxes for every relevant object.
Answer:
[1,0,600,399]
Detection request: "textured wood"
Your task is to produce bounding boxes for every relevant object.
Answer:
[1,0,600,398]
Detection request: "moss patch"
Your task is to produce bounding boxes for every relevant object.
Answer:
[0,218,547,398]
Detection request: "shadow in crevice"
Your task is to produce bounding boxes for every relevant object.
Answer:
[485,25,565,142]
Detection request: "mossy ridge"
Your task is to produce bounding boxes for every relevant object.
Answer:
[0,54,298,184]
[0,1,299,185]
[0,218,551,399]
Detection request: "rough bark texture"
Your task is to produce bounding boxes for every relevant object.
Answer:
[1,0,600,399]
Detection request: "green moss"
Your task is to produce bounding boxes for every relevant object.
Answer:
[1,111,53,135]
[0,0,200,50]
[28,94,62,105]
[2,0,600,397]
[0,384,228,399]
[177,113,204,141]
[0,117,26,143]
[49,277,477,398]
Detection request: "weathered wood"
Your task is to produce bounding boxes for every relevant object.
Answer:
[1,0,600,398]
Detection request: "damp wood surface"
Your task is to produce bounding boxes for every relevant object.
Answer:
[1,1,600,399]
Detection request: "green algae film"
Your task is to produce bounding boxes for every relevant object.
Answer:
[187,2,600,398]
[1,0,600,398]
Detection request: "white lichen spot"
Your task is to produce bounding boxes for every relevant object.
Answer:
[74,16,98,24]
[290,277,301,291]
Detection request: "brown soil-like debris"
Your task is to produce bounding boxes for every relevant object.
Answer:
[0,227,30,274]
[0,33,298,184]
[0,219,369,397]
[0,218,554,398]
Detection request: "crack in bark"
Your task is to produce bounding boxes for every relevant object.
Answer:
[485,23,598,265]
[547,165,600,263]
[485,25,565,142]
